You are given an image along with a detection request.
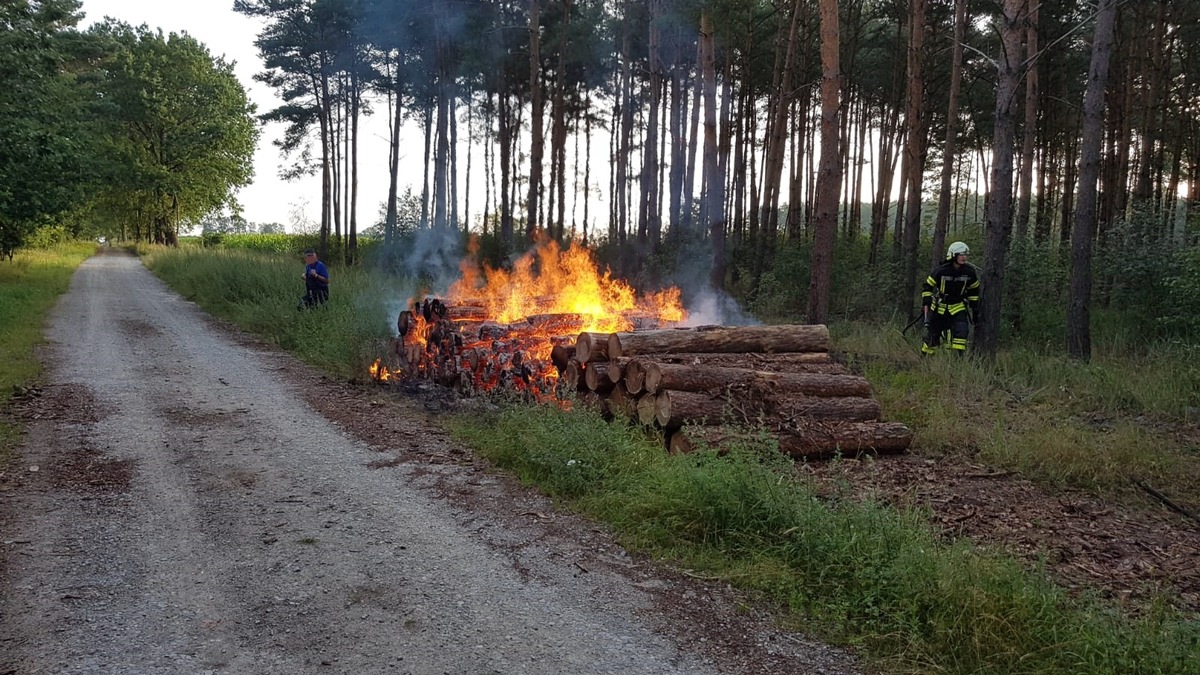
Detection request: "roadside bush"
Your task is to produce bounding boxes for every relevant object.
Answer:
[24,224,72,249]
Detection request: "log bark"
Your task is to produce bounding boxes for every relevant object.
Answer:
[609,324,829,359]
[479,314,585,341]
[762,393,881,424]
[653,390,742,428]
[643,362,870,397]
[633,352,846,376]
[655,389,881,430]
[576,331,614,363]
[446,305,488,321]
[668,422,911,458]
[775,422,911,458]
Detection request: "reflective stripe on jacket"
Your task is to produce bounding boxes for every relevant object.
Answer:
[921,260,980,315]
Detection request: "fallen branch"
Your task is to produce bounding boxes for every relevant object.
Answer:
[1135,480,1200,525]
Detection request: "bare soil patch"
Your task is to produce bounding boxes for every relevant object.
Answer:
[802,453,1200,614]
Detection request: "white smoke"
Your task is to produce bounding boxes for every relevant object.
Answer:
[680,286,759,327]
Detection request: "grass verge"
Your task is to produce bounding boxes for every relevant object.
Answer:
[0,242,96,467]
[141,246,403,379]
[835,320,1200,504]
[449,402,1199,674]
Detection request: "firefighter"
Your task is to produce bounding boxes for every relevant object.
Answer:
[921,241,980,355]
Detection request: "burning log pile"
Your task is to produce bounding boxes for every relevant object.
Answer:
[567,324,913,460]
[367,238,909,460]
[375,298,581,401]
[374,310,912,460]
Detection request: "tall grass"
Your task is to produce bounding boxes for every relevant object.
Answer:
[836,320,1200,500]
[451,403,1199,674]
[141,246,402,378]
[0,242,96,464]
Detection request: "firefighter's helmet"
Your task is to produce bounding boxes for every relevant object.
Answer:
[947,241,970,259]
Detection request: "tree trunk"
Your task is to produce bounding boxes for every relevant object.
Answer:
[527,0,544,239]
[1131,0,1166,206]
[668,27,686,239]
[976,0,1026,358]
[384,84,402,248]
[349,67,360,263]
[758,1,802,262]
[700,11,725,289]
[420,99,433,230]
[1014,0,1039,242]
[498,93,514,245]
[806,0,841,325]
[434,71,450,230]
[640,0,662,254]
[932,0,968,266]
[900,0,928,315]
[1067,0,1118,361]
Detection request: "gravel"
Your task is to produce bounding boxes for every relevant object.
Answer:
[0,249,862,674]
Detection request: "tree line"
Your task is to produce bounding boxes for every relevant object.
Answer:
[0,0,257,254]
[5,0,1198,360]
[234,0,1199,360]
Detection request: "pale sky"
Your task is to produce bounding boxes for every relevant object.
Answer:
[78,0,412,229]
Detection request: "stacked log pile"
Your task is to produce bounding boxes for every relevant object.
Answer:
[375,303,911,459]
[568,324,912,460]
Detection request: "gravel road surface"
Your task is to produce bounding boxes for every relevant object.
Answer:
[0,250,862,674]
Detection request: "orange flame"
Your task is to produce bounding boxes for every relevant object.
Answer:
[369,358,393,382]
[373,237,688,402]
[447,237,687,332]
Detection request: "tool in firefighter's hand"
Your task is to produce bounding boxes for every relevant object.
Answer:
[902,312,925,336]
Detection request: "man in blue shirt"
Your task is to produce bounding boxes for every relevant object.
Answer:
[299,248,329,309]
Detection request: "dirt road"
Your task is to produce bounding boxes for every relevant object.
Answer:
[0,251,860,674]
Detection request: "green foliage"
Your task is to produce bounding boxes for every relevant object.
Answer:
[0,0,101,256]
[87,21,259,244]
[24,225,73,250]
[451,403,1199,674]
[1160,247,1200,337]
[0,242,95,465]
[211,233,322,255]
[141,246,397,378]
